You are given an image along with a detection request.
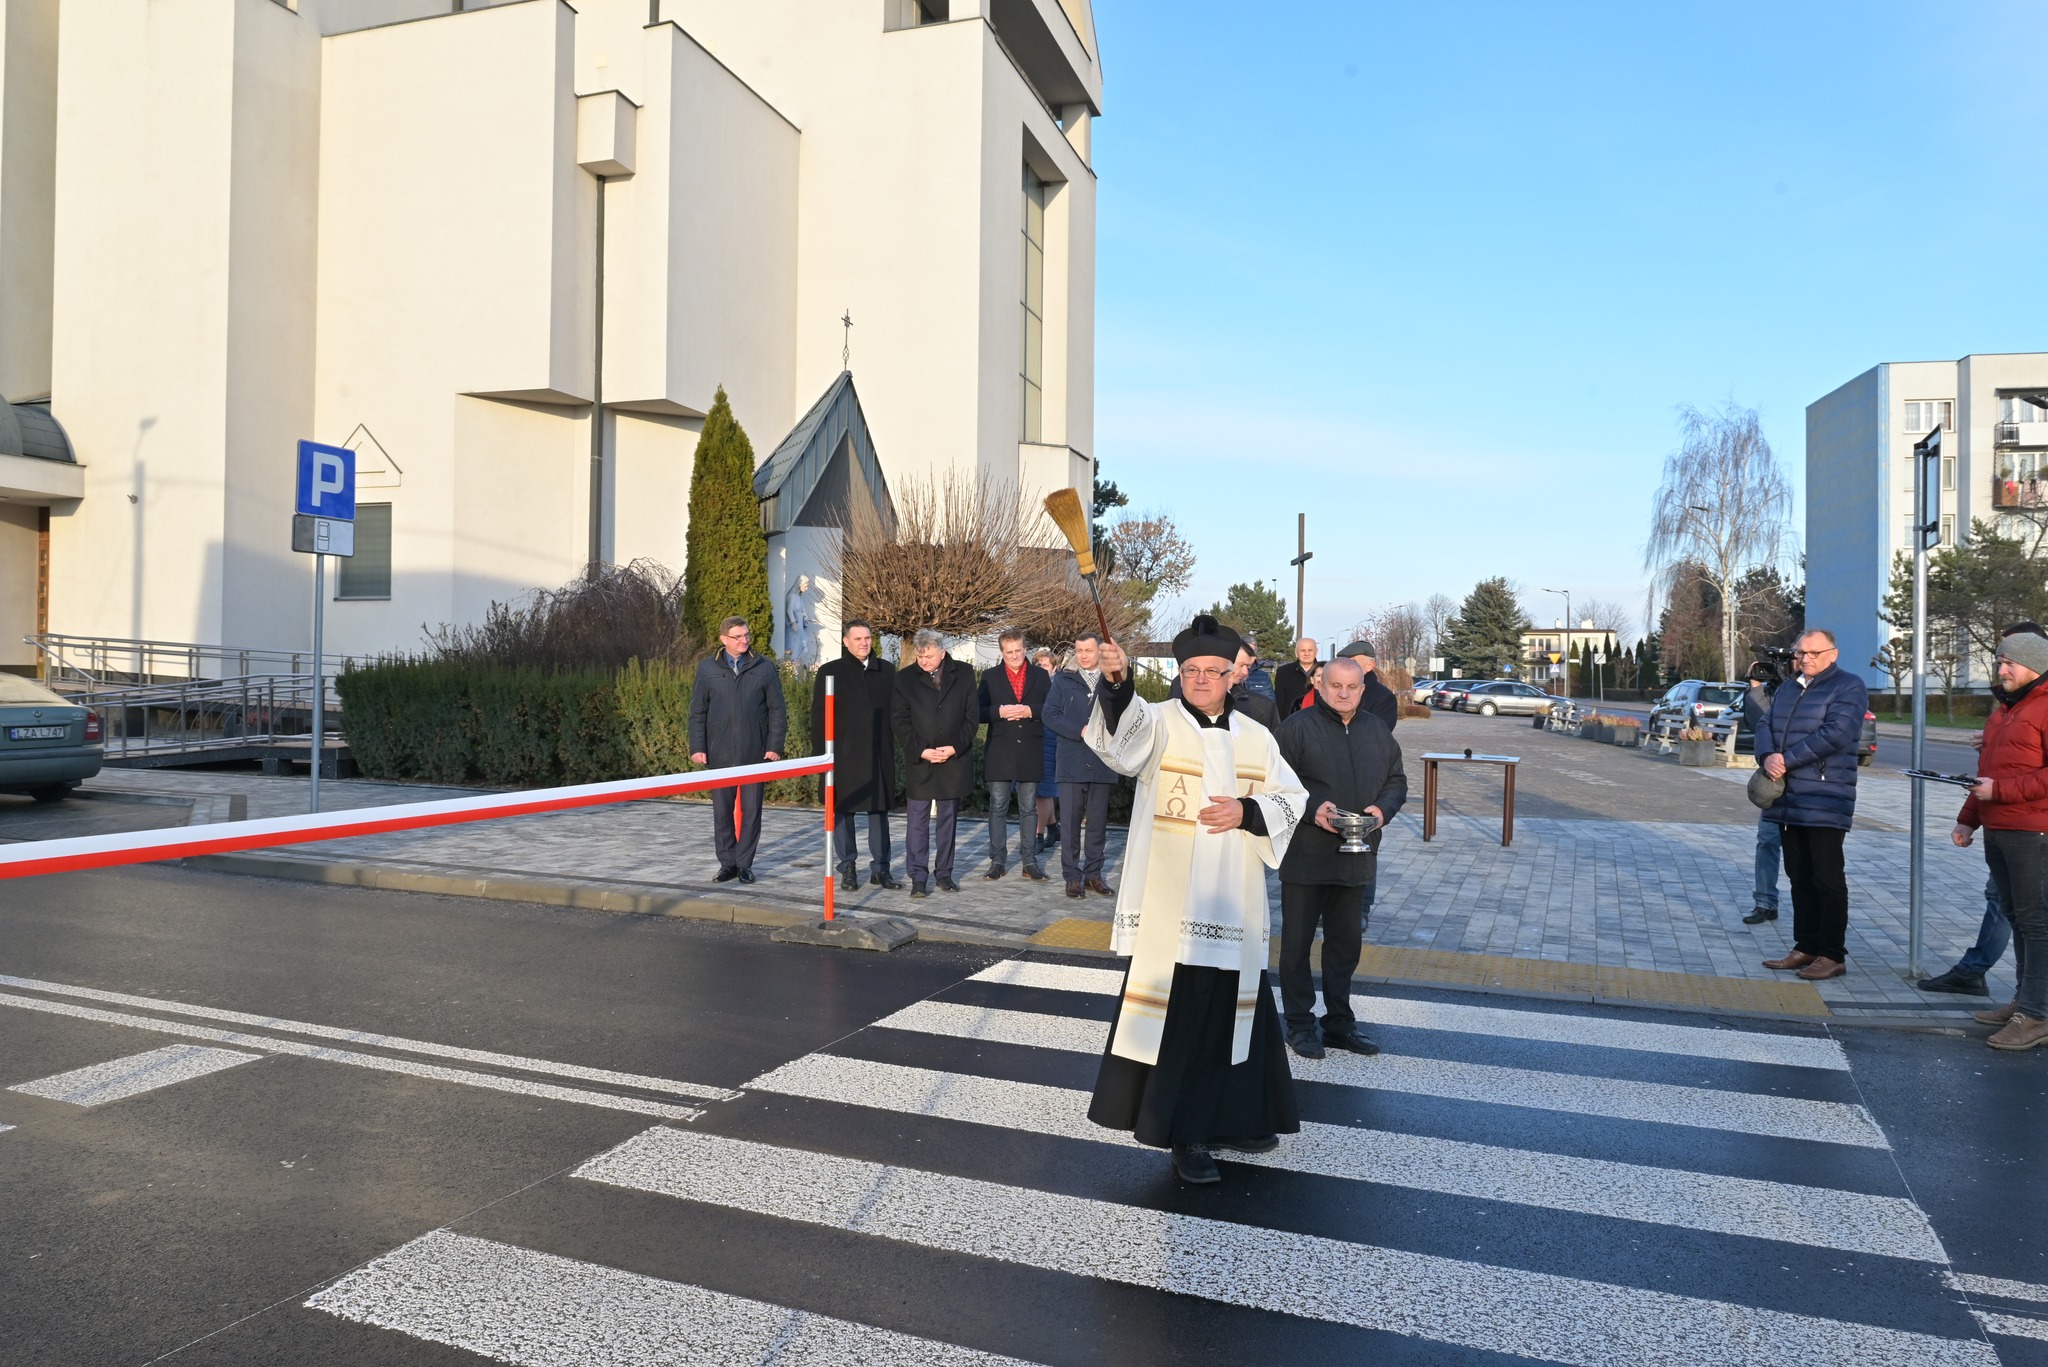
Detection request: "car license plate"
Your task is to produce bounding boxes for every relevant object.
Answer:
[7,725,66,740]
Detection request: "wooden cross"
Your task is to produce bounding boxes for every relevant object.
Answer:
[1289,513,1312,642]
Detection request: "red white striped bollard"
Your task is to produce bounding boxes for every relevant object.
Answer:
[823,676,836,922]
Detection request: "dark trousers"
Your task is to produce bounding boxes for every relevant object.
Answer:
[905,799,959,886]
[1058,781,1111,881]
[712,781,764,872]
[1279,881,1371,1035]
[833,810,892,877]
[1779,823,1849,962]
[1953,874,2011,977]
[1985,830,2048,1019]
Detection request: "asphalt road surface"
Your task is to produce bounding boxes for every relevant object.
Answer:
[2,865,2045,1365]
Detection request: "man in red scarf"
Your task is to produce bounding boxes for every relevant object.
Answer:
[979,629,1052,881]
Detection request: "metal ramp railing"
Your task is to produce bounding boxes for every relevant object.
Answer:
[67,674,340,762]
[26,632,367,690]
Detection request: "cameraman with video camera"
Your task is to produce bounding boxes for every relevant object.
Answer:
[1739,653,1789,927]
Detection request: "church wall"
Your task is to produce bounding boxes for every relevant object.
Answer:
[611,410,697,579]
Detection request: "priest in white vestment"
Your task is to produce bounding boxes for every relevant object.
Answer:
[1082,616,1309,1185]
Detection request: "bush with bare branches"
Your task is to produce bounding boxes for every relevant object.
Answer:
[423,559,696,672]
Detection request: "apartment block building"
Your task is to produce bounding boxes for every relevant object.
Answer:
[1806,352,2048,687]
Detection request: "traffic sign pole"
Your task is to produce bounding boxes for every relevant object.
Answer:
[310,552,325,813]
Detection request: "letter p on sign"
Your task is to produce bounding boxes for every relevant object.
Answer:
[295,440,357,521]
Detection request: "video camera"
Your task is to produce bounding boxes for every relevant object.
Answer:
[1749,645,1796,690]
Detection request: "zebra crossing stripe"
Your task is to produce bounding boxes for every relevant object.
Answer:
[748,1052,1947,1263]
[1974,1311,2048,1343]
[1948,1271,2048,1304]
[0,972,736,1102]
[875,1000,1888,1148]
[0,991,701,1121]
[308,1229,1043,1366]
[8,1044,259,1107]
[575,1126,1997,1367]
[965,961,1848,1070]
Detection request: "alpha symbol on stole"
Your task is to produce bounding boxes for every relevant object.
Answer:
[1165,773,1191,819]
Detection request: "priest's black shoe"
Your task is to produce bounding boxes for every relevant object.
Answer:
[1323,1029,1380,1056]
[1917,969,1990,996]
[1741,906,1778,924]
[1170,1143,1221,1184]
[1286,1031,1324,1060]
[714,866,739,883]
[1210,1135,1279,1154]
[936,876,960,893]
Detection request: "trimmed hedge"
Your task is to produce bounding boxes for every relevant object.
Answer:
[338,657,816,802]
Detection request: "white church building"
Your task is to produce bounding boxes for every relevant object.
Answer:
[0,0,1100,671]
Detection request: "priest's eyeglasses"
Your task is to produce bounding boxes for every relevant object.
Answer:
[1180,666,1233,682]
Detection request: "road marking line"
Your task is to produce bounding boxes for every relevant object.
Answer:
[577,1127,1995,1367]
[0,1124,13,1134]
[967,961,1849,1070]
[878,1000,1887,1148]
[308,1229,1039,1367]
[8,1044,259,1107]
[0,992,700,1121]
[1975,1311,2048,1342]
[749,1053,1946,1262]
[0,972,736,1102]
[1949,1272,2048,1304]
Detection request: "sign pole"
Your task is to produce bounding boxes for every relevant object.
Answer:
[1908,427,1938,980]
[310,552,325,814]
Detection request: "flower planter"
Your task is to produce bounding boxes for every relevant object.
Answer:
[1678,738,1720,767]
[1583,723,1611,744]
[1611,729,1640,748]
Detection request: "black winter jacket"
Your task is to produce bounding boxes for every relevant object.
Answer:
[688,650,787,767]
[811,651,898,811]
[1275,697,1408,887]
[892,656,980,801]
[979,663,1052,783]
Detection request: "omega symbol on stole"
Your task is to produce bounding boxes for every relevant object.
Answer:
[1164,773,1191,819]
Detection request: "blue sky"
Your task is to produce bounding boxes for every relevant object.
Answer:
[1089,0,2048,646]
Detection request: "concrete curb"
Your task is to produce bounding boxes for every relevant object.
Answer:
[179,851,1026,949]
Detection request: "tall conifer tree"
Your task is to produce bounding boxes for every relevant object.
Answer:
[1441,578,1529,678]
[681,388,772,652]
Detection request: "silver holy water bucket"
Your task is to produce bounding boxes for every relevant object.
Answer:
[1331,808,1380,854]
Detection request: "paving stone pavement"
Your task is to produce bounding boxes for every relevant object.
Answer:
[80,710,2007,1017]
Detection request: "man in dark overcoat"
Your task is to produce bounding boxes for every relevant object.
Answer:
[1334,639,1401,732]
[688,615,787,884]
[892,628,979,898]
[812,618,899,892]
[979,628,1051,881]
[1274,655,1407,1058]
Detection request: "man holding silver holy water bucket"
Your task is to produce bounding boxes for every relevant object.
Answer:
[1274,655,1408,1059]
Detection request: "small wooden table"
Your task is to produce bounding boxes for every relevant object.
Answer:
[1419,752,1521,847]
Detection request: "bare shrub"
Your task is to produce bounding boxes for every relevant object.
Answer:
[424,559,696,672]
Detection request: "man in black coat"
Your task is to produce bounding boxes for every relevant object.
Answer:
[1273,636,1320,717]
[812,619,899,892]
[1274,655,1407,1058]
[979,628,1051,882]
[1334,639,1401,732]
[688,616,787,884]
[892,628,979,898]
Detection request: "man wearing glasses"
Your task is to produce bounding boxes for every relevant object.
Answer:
[689,616,786,885]
[1754,629,1869,982]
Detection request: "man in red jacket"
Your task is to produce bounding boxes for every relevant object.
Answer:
[1954,631,2048,1051]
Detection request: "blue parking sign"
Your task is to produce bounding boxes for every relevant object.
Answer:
[295,440,356,520]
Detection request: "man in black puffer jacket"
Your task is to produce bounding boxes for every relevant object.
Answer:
[1274,655,1408,1058]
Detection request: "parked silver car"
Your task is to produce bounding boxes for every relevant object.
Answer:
[0,675,102,802]
[1452,680,1564,717]
[1647,680,1743,734]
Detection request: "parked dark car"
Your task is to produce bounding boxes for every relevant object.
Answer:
[1647,680,1743,733]
[0,675,102,801]
[1429,680,1479,710]
[1453,680,1563,717]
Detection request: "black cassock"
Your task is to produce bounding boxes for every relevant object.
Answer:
[1083,695,1300,1149]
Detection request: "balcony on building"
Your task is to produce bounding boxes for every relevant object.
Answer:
[1996,393,2048,451]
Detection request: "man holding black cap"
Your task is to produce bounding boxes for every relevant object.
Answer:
[1335,639,1401,732]
[1083,616,1309,1186]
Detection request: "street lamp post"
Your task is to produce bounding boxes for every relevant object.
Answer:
[1542,588,1571,698]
